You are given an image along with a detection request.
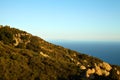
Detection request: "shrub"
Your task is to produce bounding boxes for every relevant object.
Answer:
[26,36,40,52]
[0,26,13,44]
[16,43,26,49]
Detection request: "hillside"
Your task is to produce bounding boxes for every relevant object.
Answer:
[0,25,120,80]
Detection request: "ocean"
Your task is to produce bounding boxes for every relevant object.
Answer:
[50,41,120,66]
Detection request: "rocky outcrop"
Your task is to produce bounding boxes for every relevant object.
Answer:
[86,62,112,79]
[80,65,86,70]
[39,52,50,58]
[13,33,31,46]
[86,68,95,78]
[99,62,112,71]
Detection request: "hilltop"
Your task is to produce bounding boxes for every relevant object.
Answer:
[0,25,120,80]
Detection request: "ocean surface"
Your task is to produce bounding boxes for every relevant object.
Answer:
[50,41,120,66]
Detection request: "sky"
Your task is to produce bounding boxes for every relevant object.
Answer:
[0,0,120,41]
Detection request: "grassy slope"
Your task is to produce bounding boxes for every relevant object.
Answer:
[0,25,120,80]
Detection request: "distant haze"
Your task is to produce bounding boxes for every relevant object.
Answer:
[0,0,120,41]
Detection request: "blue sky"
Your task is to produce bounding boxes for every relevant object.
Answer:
[0,0,120,41]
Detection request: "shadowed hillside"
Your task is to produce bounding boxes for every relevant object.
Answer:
[0,25,120,80]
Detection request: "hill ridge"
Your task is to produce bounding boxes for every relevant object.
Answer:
[0,25,120,80]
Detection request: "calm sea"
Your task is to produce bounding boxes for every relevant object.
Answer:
[50,41,120,66]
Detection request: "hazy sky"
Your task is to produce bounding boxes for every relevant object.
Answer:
[0,0,120,41]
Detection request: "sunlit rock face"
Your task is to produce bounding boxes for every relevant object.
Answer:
[80,65,86,70]
[86,62,112,79]
[13,33,31,46]
[86,68,95,77]
[99,62,112,71]
[95,62,112,76]
[40,52,50,58]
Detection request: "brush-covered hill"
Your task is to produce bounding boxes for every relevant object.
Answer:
[0,25,120,80]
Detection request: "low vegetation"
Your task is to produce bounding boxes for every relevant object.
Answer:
[0,25,120,80]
